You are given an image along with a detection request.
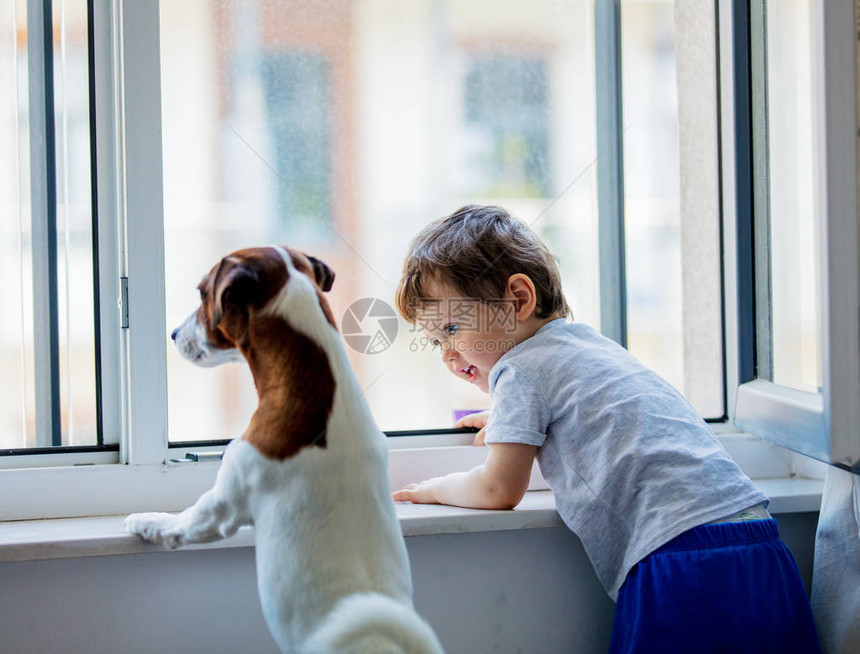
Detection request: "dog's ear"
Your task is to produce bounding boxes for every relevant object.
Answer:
[306,255,335,292]
[211,257,258,340]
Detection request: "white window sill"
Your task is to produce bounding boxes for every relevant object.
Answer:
[0,432,818,521]
[0,478,823,565]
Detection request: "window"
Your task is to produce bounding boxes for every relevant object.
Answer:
[0,0,106,454]
[159,0,723,443]
[759,0,821,393]
[728,0,860,470]
[621,0,724,419]
[160,0,602,440]
[3,0,856,521]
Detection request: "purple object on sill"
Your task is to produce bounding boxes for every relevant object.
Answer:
[453,409,484,424]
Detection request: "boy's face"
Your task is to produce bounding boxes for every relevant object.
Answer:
[416,282,520,393]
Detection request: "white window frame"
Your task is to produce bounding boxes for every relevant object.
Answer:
[0,0,168,520]
[0,0,489,522]
[1,0,834,522]
[721,0,860,472]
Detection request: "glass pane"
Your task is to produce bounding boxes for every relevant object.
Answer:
[160,0,598,440]
[0,1,34,449]
[620,0,724,418]
[766,0,822,393]
[53,0,98,446]
[0,0,97,451]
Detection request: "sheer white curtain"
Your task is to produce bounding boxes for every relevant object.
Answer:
[812,467,860,653]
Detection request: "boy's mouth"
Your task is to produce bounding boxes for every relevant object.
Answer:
[458,364,478,383]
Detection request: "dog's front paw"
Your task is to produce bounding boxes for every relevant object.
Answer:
[125,512,184,549]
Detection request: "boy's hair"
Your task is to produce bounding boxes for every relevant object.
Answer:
[395,204,572,323]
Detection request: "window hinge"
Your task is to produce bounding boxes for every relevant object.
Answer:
[120,277,129,329]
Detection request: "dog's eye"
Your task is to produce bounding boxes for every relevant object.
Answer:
[199,288,208,300]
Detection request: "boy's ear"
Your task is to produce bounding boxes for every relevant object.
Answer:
[506,274,538,320]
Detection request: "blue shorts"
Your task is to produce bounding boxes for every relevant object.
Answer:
[609,519,820,654]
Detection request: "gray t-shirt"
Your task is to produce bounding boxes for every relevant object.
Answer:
[485,319,769,599]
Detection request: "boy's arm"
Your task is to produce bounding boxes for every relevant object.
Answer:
[392,442,537,510]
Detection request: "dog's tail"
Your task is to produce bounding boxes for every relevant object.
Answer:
[304,592,444,654]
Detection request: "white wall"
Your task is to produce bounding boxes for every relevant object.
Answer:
[0,512,817,654]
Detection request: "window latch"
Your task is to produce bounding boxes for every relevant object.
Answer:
[170,451,224,463]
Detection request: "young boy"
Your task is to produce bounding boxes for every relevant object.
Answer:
[392,205,820,653]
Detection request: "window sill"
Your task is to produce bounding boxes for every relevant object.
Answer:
[0,478,823,565]
[0,432,814,521]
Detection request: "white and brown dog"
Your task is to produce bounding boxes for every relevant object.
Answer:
[125,246,443,654]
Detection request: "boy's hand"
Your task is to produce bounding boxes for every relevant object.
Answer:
[392,478,441,504]
[391,443,537,510]
[454,409,490,429]
[455,409,491,447]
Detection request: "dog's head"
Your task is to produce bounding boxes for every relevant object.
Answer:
[172,245,336,366]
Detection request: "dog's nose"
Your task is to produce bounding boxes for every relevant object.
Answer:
[171,328,179,342]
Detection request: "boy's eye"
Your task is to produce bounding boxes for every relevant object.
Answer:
[444,324,458,336]
[430,338,441,348]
